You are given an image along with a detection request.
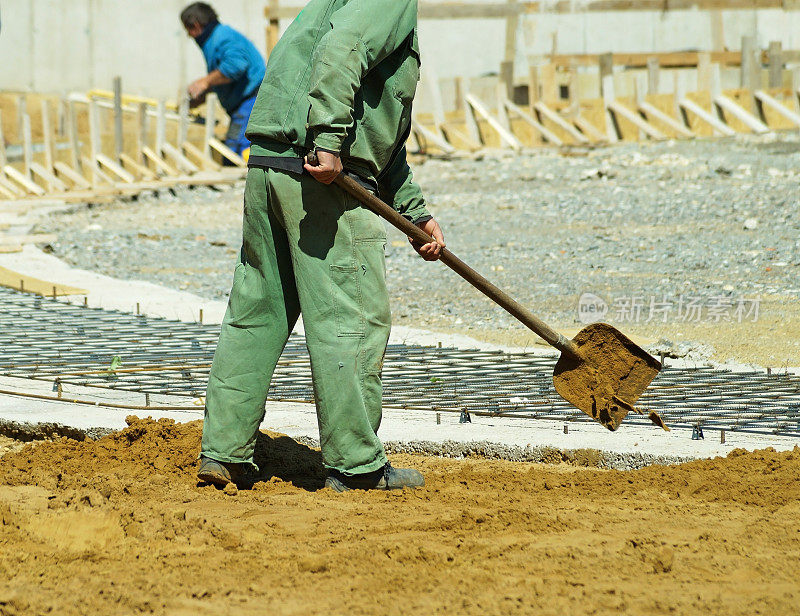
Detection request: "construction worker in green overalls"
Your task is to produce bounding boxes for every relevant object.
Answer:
[197,0,445,491]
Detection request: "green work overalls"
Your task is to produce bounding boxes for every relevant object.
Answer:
[201,0,431,474]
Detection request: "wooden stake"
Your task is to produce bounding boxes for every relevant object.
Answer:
[0,110,7,178]
[599,53,614,97]
[113,76,124,159]
[697,52,712,93]
[204,93,217,158]
[22,114,33,177]
[88,100,102,186]
[265,0,280,57]
[646,57,660,95]
[40,100,55,173]
[740,36,759,112]
[459,79,482,146]
[767,41,783,88]
[710,10,725,52]
[16,95,27,143]
[177,96,190,148]
[155,99,167,155]
[136,103,148,165]
[601,75,621,142]
[67,101,82,171]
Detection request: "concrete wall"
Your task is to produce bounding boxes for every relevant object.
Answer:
[0,1,798,97]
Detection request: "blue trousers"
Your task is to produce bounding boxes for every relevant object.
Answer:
[224,94,257,155]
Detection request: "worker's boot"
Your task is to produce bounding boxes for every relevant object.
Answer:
[197,456,244,487]
[325,462,424,492]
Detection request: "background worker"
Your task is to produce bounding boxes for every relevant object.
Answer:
[180,2,265,159]
[198,0,446,492]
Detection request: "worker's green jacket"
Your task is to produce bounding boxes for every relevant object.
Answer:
[245,0,430,223]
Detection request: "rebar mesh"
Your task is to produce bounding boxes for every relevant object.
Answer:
[1,287,798,436]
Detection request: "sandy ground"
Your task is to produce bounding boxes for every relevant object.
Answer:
[1,417,798,616]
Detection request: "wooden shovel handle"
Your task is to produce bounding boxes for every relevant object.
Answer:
[332,172,581,359]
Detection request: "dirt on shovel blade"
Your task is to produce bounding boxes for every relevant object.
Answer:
[553,323,663,430]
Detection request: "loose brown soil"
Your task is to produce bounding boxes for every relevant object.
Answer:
[1,417,798,615]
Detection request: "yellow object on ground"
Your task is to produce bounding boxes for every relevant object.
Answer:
[0,265,87,296]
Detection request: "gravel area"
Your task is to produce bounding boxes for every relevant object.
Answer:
[38,133,800,364]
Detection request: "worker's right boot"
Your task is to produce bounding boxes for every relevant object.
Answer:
[325,462,424,492]
[197,456,244,487]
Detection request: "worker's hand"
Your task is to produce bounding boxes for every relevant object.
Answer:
[409,218,445,261]
[187,77,208,101]
[304,150,342,184]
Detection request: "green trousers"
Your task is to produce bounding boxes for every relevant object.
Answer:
[201,167,391,475]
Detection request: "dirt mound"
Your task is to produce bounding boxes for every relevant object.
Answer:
[1,417,798,615]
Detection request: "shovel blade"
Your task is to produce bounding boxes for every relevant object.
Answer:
[553,323,662,431]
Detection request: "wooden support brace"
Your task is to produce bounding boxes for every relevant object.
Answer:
[638,101,695,137]
[82,156,115,186]
[607,101,666,140]
[54,162,92,189]
[679,98,736,136]
[183,141,222,171]
[119,153,158,180]
[410,120,456,154]
[464,93,522,150]
[0,179,17,199]
[714,94,771,134]
[4,166,46,195]
[161,142,200,174]
[88,100,103,186]
[208,138,246,167]
[142,146,180,176]
[754,90,800,127]
[572,115,607,143]
[503,98,563,145]
[97,154,137,183]
[533,102,589,144]
[600,75,621,142]
[30,162,67,192]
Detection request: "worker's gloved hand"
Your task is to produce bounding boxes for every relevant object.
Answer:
[304,150,342,184]
[410,218,445,261]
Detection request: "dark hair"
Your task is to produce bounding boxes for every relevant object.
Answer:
[180,3,218,29]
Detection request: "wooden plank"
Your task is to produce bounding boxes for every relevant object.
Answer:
[177,96,190,148]
[638,101,696,137]
[679,97,736,136]
[142,146,179,176]
[30,162,67,192]
[97,154,137,183]
[504,98,563,144]
[714,94,772,133]
[500,0,519,98]
[0,181,17,200]
[410,120,457,154]
[533,101,589,143]
[204,93,218,158]
[0,233,58,246]
[754,89,800,127]
[267,1,791,21]
[0,265,87,296]
[608,101,666,139]
[465,93,522,150]
[551,50,744,69]
[710,10,725,51]
[54,161,92,189]
[3,166,46,196]
[113,76,123,159]
[183,141,222,171]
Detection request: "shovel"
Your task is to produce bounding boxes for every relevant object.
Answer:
[323,168,667,432]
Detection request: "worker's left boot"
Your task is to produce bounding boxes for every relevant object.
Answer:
[325,462,424,492]
[197,456,244,487]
